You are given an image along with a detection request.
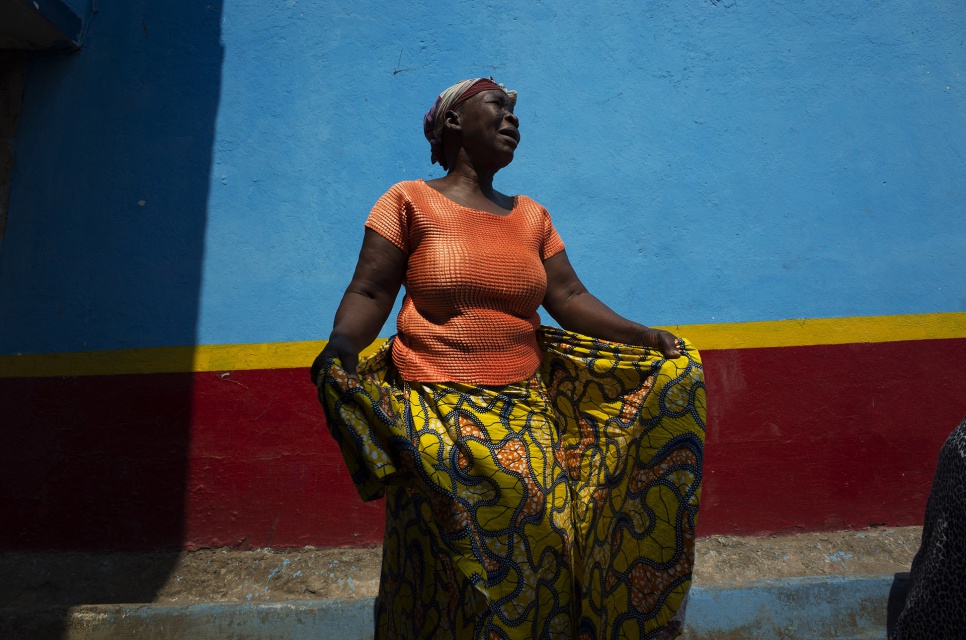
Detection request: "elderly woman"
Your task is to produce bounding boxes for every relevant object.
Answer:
[313,78,706,640]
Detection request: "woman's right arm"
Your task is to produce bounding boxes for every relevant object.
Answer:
[310,228,406,383]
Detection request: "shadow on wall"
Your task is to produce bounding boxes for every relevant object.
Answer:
[0,1,224,635]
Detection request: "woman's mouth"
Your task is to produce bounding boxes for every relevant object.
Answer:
[499,128,520,145]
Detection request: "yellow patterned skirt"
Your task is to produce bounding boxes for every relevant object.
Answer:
[319,327,706,639]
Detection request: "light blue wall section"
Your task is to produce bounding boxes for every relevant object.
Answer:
[1,1,964,354]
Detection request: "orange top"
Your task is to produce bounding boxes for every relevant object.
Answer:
[365,180,566,384]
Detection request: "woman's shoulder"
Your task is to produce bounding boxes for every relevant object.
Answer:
[513,193,545,209]
[511,193,555,222]
[380,180,424,197]
[376,179,446,205]
[369,181,427,211]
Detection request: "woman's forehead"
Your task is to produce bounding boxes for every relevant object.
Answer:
[479,89,510,100]
[463,89,512,108]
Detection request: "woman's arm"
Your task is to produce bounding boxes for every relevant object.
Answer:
[310,229,406,382]
[542,250,681,358]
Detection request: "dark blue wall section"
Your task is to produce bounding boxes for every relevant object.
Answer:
[1,1,221,353]
[0,1,223,627]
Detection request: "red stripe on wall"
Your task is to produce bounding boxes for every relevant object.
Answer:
[2,338,964,551]
[186,368,384,549]
[700,337,966,534]
[2,372,193,550]
[0,369,383,551]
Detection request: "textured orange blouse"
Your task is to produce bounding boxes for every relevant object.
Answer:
[365,180,566,385]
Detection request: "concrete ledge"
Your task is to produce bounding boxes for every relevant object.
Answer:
[683,575,890,640]
[0,575,893,640]
[0,599,376,640]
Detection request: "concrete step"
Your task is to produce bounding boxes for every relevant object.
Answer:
[0,574,896,640]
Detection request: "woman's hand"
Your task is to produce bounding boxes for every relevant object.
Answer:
[640,327,683,359]
[311,334,361,386]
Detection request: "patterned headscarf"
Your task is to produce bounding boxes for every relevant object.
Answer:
[423,77,517,170]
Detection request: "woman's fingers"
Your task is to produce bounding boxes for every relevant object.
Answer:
[311,337,361,385]
[666,336,685,359]
[339,350,360,378]
[643,328,683,359]
[661,333,682,359]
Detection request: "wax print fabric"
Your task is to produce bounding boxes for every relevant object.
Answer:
[320,327,706,639]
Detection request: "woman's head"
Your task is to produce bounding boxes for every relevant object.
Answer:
[423,78,517,171]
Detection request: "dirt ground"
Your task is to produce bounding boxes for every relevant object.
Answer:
[0,527,920,607]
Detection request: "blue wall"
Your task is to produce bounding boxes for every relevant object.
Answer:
[1,0,964,355]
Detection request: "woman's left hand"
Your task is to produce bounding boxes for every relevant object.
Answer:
[641,327,683,359]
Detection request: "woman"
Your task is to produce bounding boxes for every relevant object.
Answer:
[312,77,706,639]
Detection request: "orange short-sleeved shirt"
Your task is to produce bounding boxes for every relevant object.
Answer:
[365,180,566,385]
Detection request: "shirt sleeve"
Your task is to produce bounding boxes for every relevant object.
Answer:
[541,207,566,260]
[364,184,411,254]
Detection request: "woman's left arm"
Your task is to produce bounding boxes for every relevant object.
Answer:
[542,250,682,358]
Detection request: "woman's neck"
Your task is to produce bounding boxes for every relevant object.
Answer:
[441,165,496,196]
[426,165,513,215]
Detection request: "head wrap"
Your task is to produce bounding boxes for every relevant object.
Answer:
[423,77,517,170]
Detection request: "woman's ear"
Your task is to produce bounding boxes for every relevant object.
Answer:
[443,109,462,133]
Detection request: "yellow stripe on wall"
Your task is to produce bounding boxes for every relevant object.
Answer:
[2,312,964,378]
[664,311,966,350]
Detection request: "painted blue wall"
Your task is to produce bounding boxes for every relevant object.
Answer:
[1,0,964,354]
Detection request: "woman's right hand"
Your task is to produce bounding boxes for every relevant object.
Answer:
[311,334,361,386]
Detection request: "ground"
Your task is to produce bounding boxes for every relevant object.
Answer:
[0,526,920,607]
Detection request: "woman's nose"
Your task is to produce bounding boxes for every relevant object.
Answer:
[505,112,519,127]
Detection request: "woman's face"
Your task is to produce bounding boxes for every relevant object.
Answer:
[453,90,520,169]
